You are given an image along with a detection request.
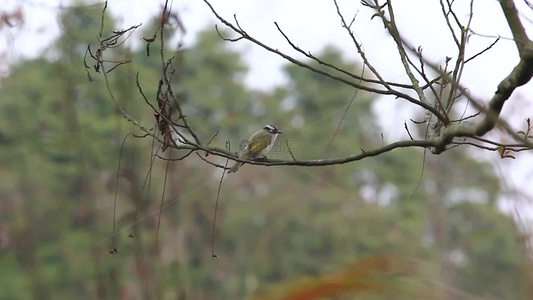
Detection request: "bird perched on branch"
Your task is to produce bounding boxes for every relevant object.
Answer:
[228,125,282,173]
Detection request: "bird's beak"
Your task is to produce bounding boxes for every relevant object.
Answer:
[277,131,283,134]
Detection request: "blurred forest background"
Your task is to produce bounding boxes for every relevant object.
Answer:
[0,3,531,300]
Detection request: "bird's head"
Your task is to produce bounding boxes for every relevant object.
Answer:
[264,124,282,134]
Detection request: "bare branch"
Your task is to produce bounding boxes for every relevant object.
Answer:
[203,0,445,120]
[465,36,500,64]
[206,130,220,146]
[211,140,231,258]
[196,152,229,170]
[286,140,297,161]
[439,0,460,47]
[501,0,532,54]
[444,0,474,114]
[332,0,393,90]
[215,25,243,42]
[155,150,194,161]
[450,111,481,123]
[182,139,435,168]
[91,0,533,175]
[451,140,531,154]
[414,47,448,122]
[382,1,430,106]
[369,3,533,153]
[404,121,414,140]
[97,45,158,143]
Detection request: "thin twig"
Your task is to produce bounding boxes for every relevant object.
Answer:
[450,111,480,122]
[134,132,161,224]
[274,21,412,90]
[155,150,194,161]
[203,0,444,118]
[196,152,230,169]
[112,133,133,250]
[212,141,231,258]
[286,140,297,161]
[207,130,220,146]
[333,0,392,91]
[439,0,460,46]
[329,87,359,146]
[404,121,414,140]
[465,36,500,64]
[155,151,172,251]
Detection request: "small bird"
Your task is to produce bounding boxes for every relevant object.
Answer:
[228,125,282,173]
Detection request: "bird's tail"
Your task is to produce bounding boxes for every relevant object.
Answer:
[228,162,242,173]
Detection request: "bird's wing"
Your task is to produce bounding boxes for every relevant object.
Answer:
[248,134,272,156]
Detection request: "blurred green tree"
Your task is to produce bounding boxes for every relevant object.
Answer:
[0,3,528,300]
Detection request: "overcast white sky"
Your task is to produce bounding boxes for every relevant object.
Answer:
[2,0,533,219]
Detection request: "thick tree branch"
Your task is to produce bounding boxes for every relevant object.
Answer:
[500,0,531,55]
[174,139,435,168]
[475,0,533,136]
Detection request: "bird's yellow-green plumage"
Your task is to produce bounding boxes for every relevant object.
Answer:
[228,125,281,173]
[249,135,272,154]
